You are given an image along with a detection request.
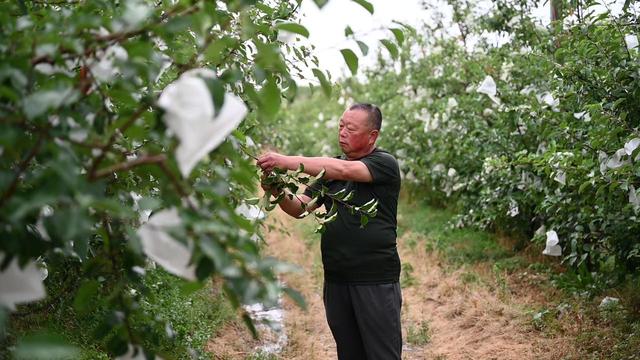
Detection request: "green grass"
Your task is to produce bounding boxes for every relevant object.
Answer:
[138,269,234,359]
[2,267,233,360]
[398,200,511,267]
[399,194,640,359]
[405,320,431,346]
[400,263,417,288]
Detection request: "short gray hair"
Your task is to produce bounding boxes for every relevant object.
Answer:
[349,103,382,131]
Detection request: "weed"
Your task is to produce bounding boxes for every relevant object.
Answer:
[401,263,417,288]
[406,320,431,346]
[459,271,481,285]
[246,351,279,360]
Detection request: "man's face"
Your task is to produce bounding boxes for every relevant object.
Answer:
[338,109,377,158]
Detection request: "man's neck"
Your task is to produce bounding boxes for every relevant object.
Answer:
[345,146,376,160]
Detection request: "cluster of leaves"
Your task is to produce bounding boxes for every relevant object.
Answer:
[257,164,378,233]
[0,0,392,357]
[271,0,640,289]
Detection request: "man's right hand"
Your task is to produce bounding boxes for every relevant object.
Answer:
[260,172,283,197]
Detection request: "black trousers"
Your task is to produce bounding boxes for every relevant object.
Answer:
[323,281,402,360]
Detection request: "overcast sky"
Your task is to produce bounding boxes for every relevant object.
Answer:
[292,0,630,84]
[298,0,431,80]
[294,0,548,83]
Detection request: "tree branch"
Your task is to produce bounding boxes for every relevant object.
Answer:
[88,105,147,180]
[0,133,45,209]
[158,161,197,210]
[92,154,167,179]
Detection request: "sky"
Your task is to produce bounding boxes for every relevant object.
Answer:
[294,0,548,83]
[297,0,432,81]
[292,0,631,84]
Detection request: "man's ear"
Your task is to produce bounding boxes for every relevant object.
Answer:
[369,130,379,144]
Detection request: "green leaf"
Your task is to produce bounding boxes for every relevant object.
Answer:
[578,181,591,194]
[361,198,377,211]
[352,0,374,14]
[390,28,404,44]
[270,191,285,205]
[312,68,331,97]
[0,307,6,338]
[340,49,359,76]
[73,280,100,314]
[380,39,399,59]
[23,87,80,120]
[276,22,310,38]
[331,188,346,199]
[283,287,307,310]
[255,2,275,15]
[260,78,281,118]
[204,37,239,65]
[344,26,354,37]
[306,196,319,209]
[196,257,215,281]
[206,77,226,118]
[315,168,327,181]
[313,0,329,8]
[14,333,79,360]
[200,237,228,270]
[356,40,369,56]
[360,214,369,228]
[322,211,338,224]
[245,197,260,205]
[242,312,258,339]
[342,191,354,202]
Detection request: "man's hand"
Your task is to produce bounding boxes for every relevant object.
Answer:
[257,152,291,172]
[260,172,282,196]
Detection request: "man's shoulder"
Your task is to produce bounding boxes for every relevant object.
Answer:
[365,148,398,164]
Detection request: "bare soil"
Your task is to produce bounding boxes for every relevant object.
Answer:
[207,211,580,360]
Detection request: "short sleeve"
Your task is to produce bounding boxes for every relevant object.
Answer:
[359,151,400,185]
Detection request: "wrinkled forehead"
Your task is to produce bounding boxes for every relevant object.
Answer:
[340,109,369,126]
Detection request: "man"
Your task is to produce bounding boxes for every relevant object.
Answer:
[257,103,402,360]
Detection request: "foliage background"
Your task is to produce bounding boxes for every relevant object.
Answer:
[2,0,640,357]
[266,0,640,303]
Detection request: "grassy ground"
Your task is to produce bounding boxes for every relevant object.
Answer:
[398,194,640,359]
[2,267,234,359]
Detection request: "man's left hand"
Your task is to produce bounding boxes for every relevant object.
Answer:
[257,152,291,172]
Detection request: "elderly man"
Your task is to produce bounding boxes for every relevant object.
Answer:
[257,103,402,360]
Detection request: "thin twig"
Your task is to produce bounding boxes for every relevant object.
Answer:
[0,133,45,209]
[92,154,167,179]
[88,105,147,180]
[158,161,197,210]
[239,144,259,160]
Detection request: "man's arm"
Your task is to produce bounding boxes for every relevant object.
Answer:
[275,191,321,218]
[257,153,373,182]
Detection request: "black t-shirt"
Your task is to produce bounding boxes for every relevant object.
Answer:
[303,148,401,284]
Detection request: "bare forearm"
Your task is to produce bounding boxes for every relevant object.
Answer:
[285,156,355,181]
[257,151,372,182]
[277,190,307,218]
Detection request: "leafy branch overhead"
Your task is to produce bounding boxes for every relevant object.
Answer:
[257,165,379,233]
[0,0,342,357]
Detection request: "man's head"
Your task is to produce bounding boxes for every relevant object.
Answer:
[338,103,382,159]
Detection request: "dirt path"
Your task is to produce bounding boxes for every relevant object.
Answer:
[208,207,577,359]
